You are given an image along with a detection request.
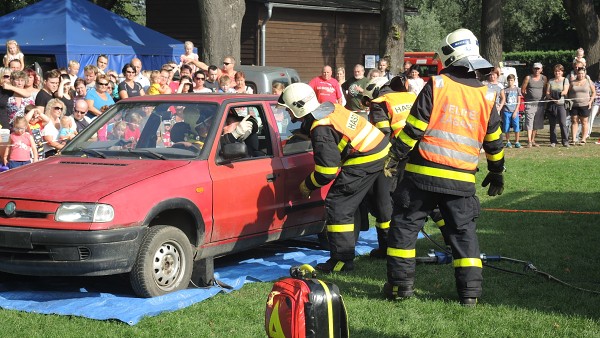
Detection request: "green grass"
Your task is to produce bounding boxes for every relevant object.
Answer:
[1,130,600,337]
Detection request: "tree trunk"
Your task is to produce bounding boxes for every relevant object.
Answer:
[197,0,245,66]
[563,0,600,80]
[480,0,503,67]
[379,0,405,75]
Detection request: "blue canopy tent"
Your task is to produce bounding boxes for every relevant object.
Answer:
[0,0,186,76]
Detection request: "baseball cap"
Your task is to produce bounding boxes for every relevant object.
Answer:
[533,62,543,69]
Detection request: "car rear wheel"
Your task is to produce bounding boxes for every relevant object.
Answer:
[130,225,193,298]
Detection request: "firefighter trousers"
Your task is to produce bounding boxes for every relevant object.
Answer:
[365,171,393,251]
[387,180,483,299]
[325,168,382,262]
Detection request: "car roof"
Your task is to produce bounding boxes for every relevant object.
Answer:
[121,93,278,104]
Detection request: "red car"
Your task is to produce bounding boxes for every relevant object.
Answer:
[0,94,328,297]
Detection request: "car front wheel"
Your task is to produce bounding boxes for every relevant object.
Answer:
[130,225,193,298]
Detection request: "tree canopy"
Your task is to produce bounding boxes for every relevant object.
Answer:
[0,0,146,25]
[405,0,578,52]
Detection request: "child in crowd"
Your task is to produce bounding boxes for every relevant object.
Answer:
[108,121,127,141]
[180,41,199,72]
[272,82,285,95]
[218,75,235,93]
[67,60,80,83]
[24,105,48,160]
[3,40,24,70]
[124,112,142,145]
[147,70,162,95]
[3,116,37,169]
[573,48,586,67]
[501,74,521,148]
[177,76,194,93]
[58,115,77,141]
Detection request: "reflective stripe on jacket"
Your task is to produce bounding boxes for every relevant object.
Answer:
[417,75,496,171]
[311,104,385,154]
[372,92,417,138]
[305,104,389,190]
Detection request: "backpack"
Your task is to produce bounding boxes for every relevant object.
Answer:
[265,264,349,338]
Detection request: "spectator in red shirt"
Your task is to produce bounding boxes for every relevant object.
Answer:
[308,65,343,104]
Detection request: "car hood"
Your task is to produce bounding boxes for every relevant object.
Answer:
[0,157,190,202]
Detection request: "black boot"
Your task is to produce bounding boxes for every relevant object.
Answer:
[383,282,414,300]
[315,259,354,273]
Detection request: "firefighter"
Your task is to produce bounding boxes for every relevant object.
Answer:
[383,28,505,306]
[358,76,415,258]
[365,76,452,253]
[278,83,390,273]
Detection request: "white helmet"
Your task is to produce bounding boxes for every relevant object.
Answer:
[439,28,492,72]
[363,77,389,101]
[277,83,320,118]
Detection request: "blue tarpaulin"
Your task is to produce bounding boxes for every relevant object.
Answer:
[0,0,186,74]
[0,228,422,325]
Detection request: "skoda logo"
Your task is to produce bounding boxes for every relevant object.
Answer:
[4,201,16,218]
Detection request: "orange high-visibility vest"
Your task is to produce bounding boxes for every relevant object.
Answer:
[419,75,495,171]
[311,104,384,153]
[372,92,417,138]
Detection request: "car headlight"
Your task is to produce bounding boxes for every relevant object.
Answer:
[55,203,115,223]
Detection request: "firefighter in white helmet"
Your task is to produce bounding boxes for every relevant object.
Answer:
[383,28,505,306]
[278,83,390,273]
[363,76,449,257]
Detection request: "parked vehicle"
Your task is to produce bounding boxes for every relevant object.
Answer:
[0,93,330,297]
[237,65,301,94]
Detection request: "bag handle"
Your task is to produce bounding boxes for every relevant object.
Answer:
[290,264,317,278]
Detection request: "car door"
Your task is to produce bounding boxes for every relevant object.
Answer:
[208,102,285,242]
[269,103,328,228]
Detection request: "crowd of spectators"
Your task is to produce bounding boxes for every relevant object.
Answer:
[0,40,292,170]
[1,39,598,171]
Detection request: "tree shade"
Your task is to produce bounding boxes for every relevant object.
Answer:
[0,0,187,75]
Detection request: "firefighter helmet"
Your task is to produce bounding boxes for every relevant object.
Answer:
[277,83,320,118]
[363,77,389,101]
[439,28,493,72]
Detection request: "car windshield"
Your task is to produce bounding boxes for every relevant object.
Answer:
[62,101,219,159]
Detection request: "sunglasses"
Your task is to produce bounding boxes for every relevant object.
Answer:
[73,109,86,114]
[195,77,205,80]
[126,70,135,74]
[3,75,10,79]
[98,82,109,86]
[53,107,63,111]
[223,62,231,66]
[577,67,586,71]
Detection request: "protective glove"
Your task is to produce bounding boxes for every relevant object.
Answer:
[481,171,504,196]
[299,181,312,199]
[383,153,400,178]
[231,115,253,140]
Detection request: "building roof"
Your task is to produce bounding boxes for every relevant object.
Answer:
[250,0,417,14]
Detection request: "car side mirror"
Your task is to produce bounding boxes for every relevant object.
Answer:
[221,142,248,161]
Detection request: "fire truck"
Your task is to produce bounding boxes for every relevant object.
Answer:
[404,52,443,82]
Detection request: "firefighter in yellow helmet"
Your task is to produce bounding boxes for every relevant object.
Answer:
[278,83,390,273]
[383,28,505,306]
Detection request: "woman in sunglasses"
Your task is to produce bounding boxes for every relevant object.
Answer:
[41,98,71,157]
[192,70,212,93]
[85,74,114,121]
[118,63,145,100]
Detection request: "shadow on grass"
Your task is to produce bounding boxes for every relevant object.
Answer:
[328,190,600,322]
